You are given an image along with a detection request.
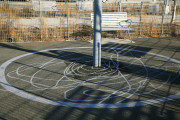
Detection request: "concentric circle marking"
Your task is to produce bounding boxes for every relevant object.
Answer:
[0,47,180,108]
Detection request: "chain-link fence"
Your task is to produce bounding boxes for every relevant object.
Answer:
[0,0,179,43]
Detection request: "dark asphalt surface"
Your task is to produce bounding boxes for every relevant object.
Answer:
[0,37,180,120]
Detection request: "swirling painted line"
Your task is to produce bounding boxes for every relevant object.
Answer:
[0,47,180,108]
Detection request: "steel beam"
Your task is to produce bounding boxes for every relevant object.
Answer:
[93,0,102,67]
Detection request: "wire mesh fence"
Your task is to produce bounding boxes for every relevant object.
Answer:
[0,0,179,43]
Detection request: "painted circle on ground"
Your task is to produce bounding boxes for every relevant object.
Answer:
[0,47,180,108]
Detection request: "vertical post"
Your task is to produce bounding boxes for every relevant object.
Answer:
[8,0,12,42]
[119,0,122,12]
[8,0,13,42]
[161,0,166,35]
[165,0,170,14]
[171,0,177,24]
[166,0,169,6]
[39,0,42,41]
[139,2,143,37]
[117,0,121,12]
[66,0,69,40]
[93,0,102,67]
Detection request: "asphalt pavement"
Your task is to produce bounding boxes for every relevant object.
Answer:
[0,37,180,120]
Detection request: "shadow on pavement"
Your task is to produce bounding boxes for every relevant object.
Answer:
[0,37,180,120]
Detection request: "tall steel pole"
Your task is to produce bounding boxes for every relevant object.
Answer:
[93,0,102,67]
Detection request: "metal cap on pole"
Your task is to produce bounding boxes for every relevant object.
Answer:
[93,0,102,67]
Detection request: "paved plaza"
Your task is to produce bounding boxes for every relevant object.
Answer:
[0,37,180,120]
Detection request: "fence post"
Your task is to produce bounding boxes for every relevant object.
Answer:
[139,2,143,37]
[8,0,10,42]
[7,0,13,42]
[161,1,166,35]
[39,0,43,41]
[93,0,102,67]
[117,0,121,12]
[66,0,69,40]
[171,0,177,24]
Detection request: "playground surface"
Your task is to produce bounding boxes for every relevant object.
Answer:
[0,37,180,120]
